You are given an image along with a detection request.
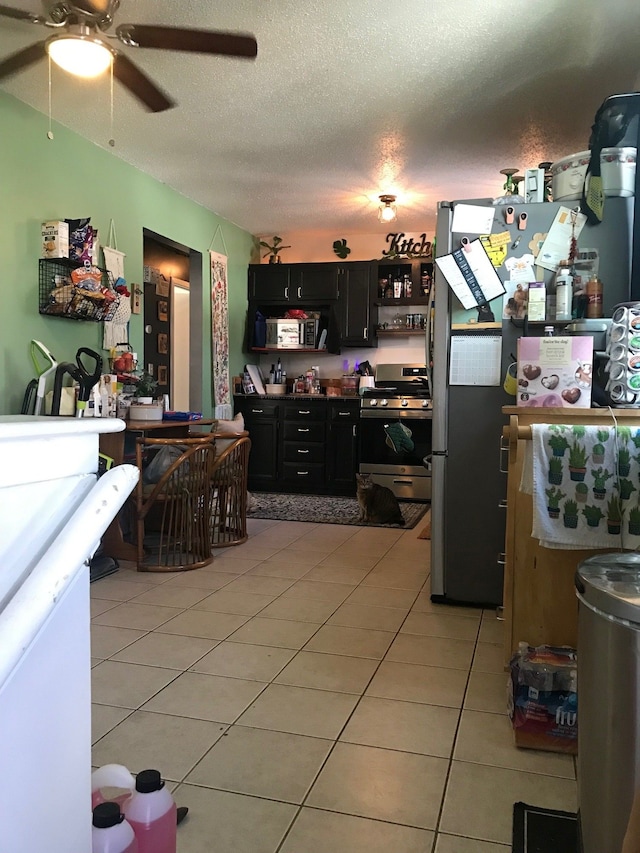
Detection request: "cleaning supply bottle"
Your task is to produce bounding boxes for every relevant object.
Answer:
[123,769,177,853]
[92,802,138,853]
[92,764,136,811]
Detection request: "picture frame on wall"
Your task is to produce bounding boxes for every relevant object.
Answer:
[157,301,168,322]
[157,365,168,385]
[157,333,168,354]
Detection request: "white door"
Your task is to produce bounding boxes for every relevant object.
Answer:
[171,277,190,411]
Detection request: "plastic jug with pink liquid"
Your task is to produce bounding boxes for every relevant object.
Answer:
[92,802,138,853]
[92,765,176,853]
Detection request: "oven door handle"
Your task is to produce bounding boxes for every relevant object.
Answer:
[360,410,433,420]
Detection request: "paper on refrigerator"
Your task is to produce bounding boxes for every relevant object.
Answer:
[536,206,586,271]
[435,239,506,309]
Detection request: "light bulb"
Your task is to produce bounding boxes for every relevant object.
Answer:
[47,36,113,78]
[380,204,397,223]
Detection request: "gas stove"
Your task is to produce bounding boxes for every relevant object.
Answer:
[360,364,432,412]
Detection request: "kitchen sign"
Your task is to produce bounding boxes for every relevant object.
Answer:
[381,233,432,258]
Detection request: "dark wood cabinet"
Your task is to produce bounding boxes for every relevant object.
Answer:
[235,399,279,485]
[249,263,338,304]
[336,262,377,347]
[326,401,360,493]
[234,395,359,494]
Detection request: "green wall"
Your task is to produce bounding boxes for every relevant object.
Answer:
[0,91,254,416]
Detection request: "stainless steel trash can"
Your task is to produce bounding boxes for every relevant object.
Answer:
[576,553,640,853]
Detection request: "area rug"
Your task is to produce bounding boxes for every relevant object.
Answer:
[247,493,429,529]
[512,802,578,852]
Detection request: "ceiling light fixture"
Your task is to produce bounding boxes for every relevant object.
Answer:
[47,30,113,79]
[378,194,397,224]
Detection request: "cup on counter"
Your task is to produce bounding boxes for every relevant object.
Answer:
[358,376,375,395]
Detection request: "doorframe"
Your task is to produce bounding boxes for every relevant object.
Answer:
[142,229,203,412]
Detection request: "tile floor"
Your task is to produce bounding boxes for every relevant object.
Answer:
[91,518,577,852]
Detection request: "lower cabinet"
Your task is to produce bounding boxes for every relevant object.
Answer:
[234,396,359,495]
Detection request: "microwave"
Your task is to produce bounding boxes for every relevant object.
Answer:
[266,318,319,348]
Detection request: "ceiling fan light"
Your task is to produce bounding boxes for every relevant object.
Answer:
[378,194,397,223]
[47,36,113,78]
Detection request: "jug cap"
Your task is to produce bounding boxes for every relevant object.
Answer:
[135,768,165,793]
[93,802,125,828]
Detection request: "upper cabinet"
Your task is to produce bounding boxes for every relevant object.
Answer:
[336,262,377,347]
[249,263,338,303]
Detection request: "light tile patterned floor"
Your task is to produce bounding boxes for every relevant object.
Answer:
[91,518,576,852]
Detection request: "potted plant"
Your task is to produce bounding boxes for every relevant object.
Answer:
[133,370,158,404]
[563,499,579,528]
[548,457,563,485]
[582,504,604,528]
[575,482,588,503]
[259,235,292,264]
[545,486,566,518]
[606,496,623,535]
[619,478,637,501]
[591,467,613,500]
[571,425,586,439]
[568,442,588,481]
[617,446,631,477]
[628,505,640,536]
[592,429,609,464]
[548,434,570,457]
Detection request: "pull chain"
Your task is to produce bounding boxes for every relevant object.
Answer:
[47,54,53,140]
[108,58,115,147]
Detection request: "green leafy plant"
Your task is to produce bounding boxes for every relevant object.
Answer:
[629,505,640,534]
[333,238,351,259]
[564,499,578,516]
[548,434,570,456]
[582,504,604,526]
[620,478,637,501]
[545,486,566,508]
[568,442,587,468]
[133,370,158,398]
[606,496,623,522]
[259,235,291,263]
[618,447,631,475]
[575,482,588,502]
[591,467,613,491]
[597,428,610,443]
[548,457,563,484]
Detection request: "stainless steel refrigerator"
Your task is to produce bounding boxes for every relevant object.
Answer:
[429,196,634,607]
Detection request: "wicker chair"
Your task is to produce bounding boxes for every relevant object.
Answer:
[210,435,251,547]
[135,436,216,572]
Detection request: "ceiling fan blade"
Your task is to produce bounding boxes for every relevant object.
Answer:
[0,4,44,22]
[116,24,257,59]
[0,40,47,81]
[112,51,175,113]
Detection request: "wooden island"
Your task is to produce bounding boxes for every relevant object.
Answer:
[502,406,640,667]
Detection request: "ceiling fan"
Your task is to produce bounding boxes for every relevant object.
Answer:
[0,0,257,112]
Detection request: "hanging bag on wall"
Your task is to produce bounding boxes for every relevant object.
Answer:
[103,220,132,350]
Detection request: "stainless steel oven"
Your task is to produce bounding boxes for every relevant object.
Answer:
[358,364,432,501]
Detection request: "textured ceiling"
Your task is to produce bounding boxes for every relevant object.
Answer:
[1,0,640,236]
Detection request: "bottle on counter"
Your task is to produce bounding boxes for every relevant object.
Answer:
[555,261,574,322]
[586,275,604,318]
[275,358,282,384]
[403,274,412,298]
[269,363,275,384]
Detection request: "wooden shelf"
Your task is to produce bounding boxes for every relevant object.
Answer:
[375,297,429,306]
[250,347,328,353]
[375,328,425,337]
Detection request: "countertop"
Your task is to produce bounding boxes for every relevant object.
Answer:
[235,394,361,401]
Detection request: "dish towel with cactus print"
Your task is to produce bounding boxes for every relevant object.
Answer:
[529,423,640,549]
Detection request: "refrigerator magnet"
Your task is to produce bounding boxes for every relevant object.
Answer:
[505,206,515,224]
[518,212,528,230]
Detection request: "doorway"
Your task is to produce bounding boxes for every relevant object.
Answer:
[171,278,190,411]
[142,230,203,412]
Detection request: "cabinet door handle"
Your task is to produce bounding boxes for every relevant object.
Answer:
[363,327,368,338]
[297,449,310,454]
[497,553,506,565]
[297,286,302,299]
[498,499,508,509]
[251,408,265,414]
[297,428,310,433]
[352,425,356,437]
[337,411,350,416]
[285,285,289,299]
[297,470,309,475]
[298,410,311,415]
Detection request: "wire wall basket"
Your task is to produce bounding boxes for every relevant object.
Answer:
[39,258,119,322]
